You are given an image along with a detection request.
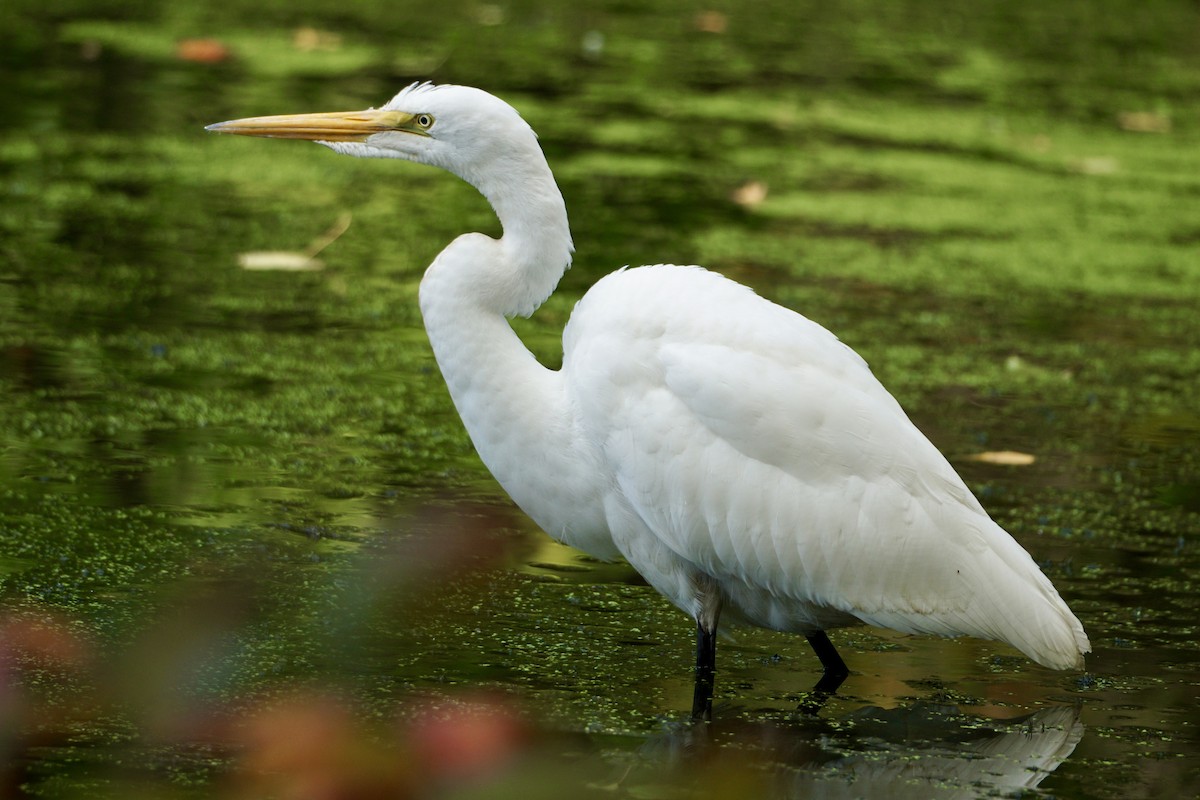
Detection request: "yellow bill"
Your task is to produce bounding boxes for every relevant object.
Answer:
[205,109,423,142]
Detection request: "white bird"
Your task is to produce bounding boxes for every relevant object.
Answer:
[208,83,1090,719]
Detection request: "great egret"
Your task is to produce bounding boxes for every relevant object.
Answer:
[208,83,1090,719]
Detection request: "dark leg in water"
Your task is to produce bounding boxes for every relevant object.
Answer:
[795,630,849,716]
[691,621,717,721]
[806,630,849,694]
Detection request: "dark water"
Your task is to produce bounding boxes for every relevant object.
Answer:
[3,2,1199,797]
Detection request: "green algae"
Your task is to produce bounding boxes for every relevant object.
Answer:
[2,0,1200,797]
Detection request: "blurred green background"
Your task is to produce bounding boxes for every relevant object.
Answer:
[2,1,1199,797]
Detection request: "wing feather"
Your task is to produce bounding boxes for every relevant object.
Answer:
[564,265,1088,667]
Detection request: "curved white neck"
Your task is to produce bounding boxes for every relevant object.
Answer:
[416,159,612,556]
[450,139,573,318]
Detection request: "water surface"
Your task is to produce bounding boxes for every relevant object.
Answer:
[2,2,1199,797]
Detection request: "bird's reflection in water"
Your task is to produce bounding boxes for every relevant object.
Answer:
[632,703,1083,798]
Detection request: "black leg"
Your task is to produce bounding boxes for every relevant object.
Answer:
[691,621,717,721]
[806,630,849,694]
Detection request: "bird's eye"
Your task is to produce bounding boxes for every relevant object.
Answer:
[415,113,434,129]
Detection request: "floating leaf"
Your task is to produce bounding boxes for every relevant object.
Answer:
[1071,156,1119,175]
[1117,111,1171,133]
[236,213,351,271]
[694,11,729,34]
[238,252,324,271]
[731,180,768,208]
[176,38,231,64]
[965,451,1037,466]
[292,27,342,52]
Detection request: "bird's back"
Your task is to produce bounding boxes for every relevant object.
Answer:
[563,265,1089,669]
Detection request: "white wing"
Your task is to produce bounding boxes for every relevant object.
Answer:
[564,265,1088,669]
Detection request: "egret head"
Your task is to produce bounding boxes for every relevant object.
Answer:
[206,83,541,191]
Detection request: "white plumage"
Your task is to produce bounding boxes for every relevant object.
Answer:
[565,265,1086,666]
[208,83,1090,715]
